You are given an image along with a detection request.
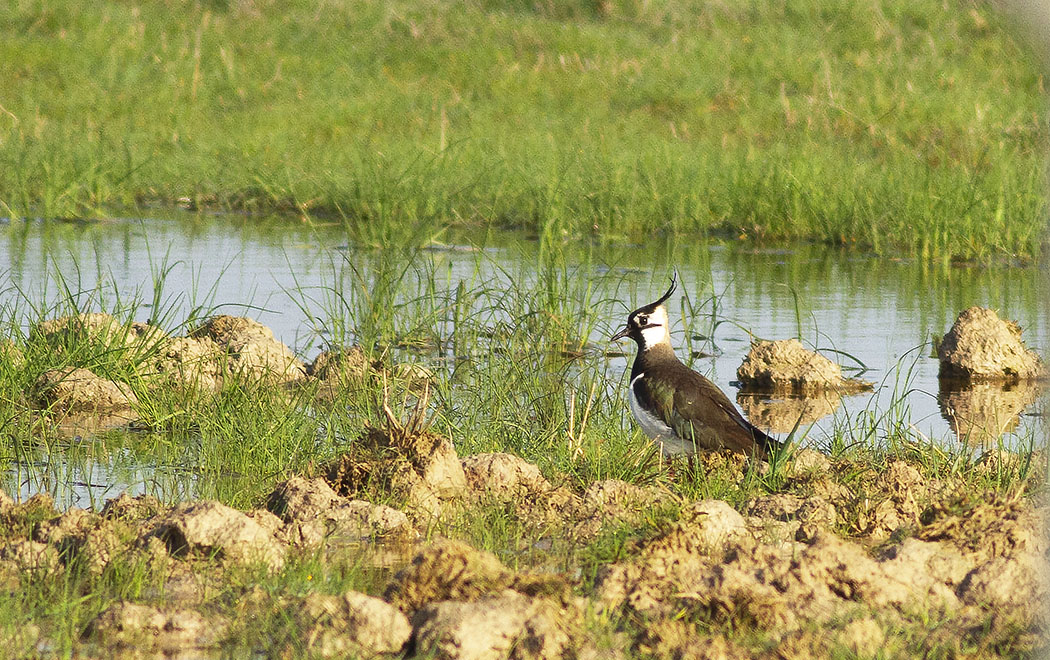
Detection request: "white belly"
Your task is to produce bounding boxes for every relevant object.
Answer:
[629,374,695,456]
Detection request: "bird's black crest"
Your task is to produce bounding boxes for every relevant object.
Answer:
[653,270,677,307]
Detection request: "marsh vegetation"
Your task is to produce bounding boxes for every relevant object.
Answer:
[1,0,1048,259]
[0,0,1048,655]
[0,229,1045,657]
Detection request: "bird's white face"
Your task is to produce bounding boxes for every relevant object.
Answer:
[632,305,671,350]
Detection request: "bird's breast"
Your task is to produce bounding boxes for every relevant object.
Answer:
[628,374,675,440]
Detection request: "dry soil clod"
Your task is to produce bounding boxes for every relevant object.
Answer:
[299,591,412,658]
[88,601,226,652]
[266,476,416,546]
[190,314,306,384]
[325,386,467,518]
[32,367,138,415]
[140,500,287,571]
[938,306,1046,382]
[736,338,872,394]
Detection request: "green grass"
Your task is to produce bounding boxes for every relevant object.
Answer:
[0,245,1042,510]
[1,0,1048,259]
[0,249,1045,656]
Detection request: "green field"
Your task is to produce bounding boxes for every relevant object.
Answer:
[2,0,1048,259]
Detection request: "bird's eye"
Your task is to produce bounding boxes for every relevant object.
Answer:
[637,315,648,325]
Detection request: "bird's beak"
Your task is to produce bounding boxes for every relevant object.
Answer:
[610,325,630,342]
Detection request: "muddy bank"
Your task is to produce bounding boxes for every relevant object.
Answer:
[938,306,1045,382]
[1,433,1046,658]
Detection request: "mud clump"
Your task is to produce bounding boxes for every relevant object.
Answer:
[0,539,61,574]
[917,493,1044,564]
[412,590,578,660]
[32,367,138,415]
[33,506,126,574]
[35,313,165,358]
[31,367,139,434]
[855,460,933,538]
[385,540,580,660]
[147,335,228,391]
[460,453,553,501]
[307,346,378,400]
[88,601,226,652]
[602,529,954,632]
[0,340,24,368]
[299,591,411,658]
[746,493,837,544]
[100,492,166,523]
[266,476,416,545]
[142,500,286,571]
[324,395,466,517]
[594,500,751,620]
[190,314,305,385]
[736,339,872,394]
[938,306,1046,382]
[384,540,514,613]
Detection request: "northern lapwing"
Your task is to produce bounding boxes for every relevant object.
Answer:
[611,275,779,458]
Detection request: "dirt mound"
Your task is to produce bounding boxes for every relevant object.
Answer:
[461,453,553,500]
[190,314,305,384]
[266,476,415,545]
[99,492,166,522]
[746,493,837,544]
[603,528,959,631]
[141,500,286,571]
[31,506,127,574]
[939,379,1044,442]
[736,339,871,394]
[299,591,412,658]
[35,312,165,356]
[0,340,24,369]
[938,306,1046,382]
[384,540,514,613]
[412,589,578,660]
[0,539,60,574]
[854,460,932,538]
[32,367,138,415]
[147,335,228,391]
[790,457,943,540]
[88,601,225,652]
[917,493,1045,563]
[307,346,378,400]
[594,500,750,619]
[582,479,667,516]
[31,367,139,434]
[325,421,466,518]
[596,486,1047,651]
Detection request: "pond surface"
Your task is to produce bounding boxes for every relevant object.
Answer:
[2,212,1047,508]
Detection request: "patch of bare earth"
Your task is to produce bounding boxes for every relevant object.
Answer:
[31,367,139,434]
[0,440,1045,657]
[323,390,467,519]
[735,339,873,433]
[938,306,1046,382]
[384,539,584,660]
[266,475,417,546]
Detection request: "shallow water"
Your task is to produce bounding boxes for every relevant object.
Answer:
[2,212,1047,507]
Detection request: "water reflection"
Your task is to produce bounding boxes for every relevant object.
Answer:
[736,390,843,434]
[0,212,1047,506]
[938,380,1046,444]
